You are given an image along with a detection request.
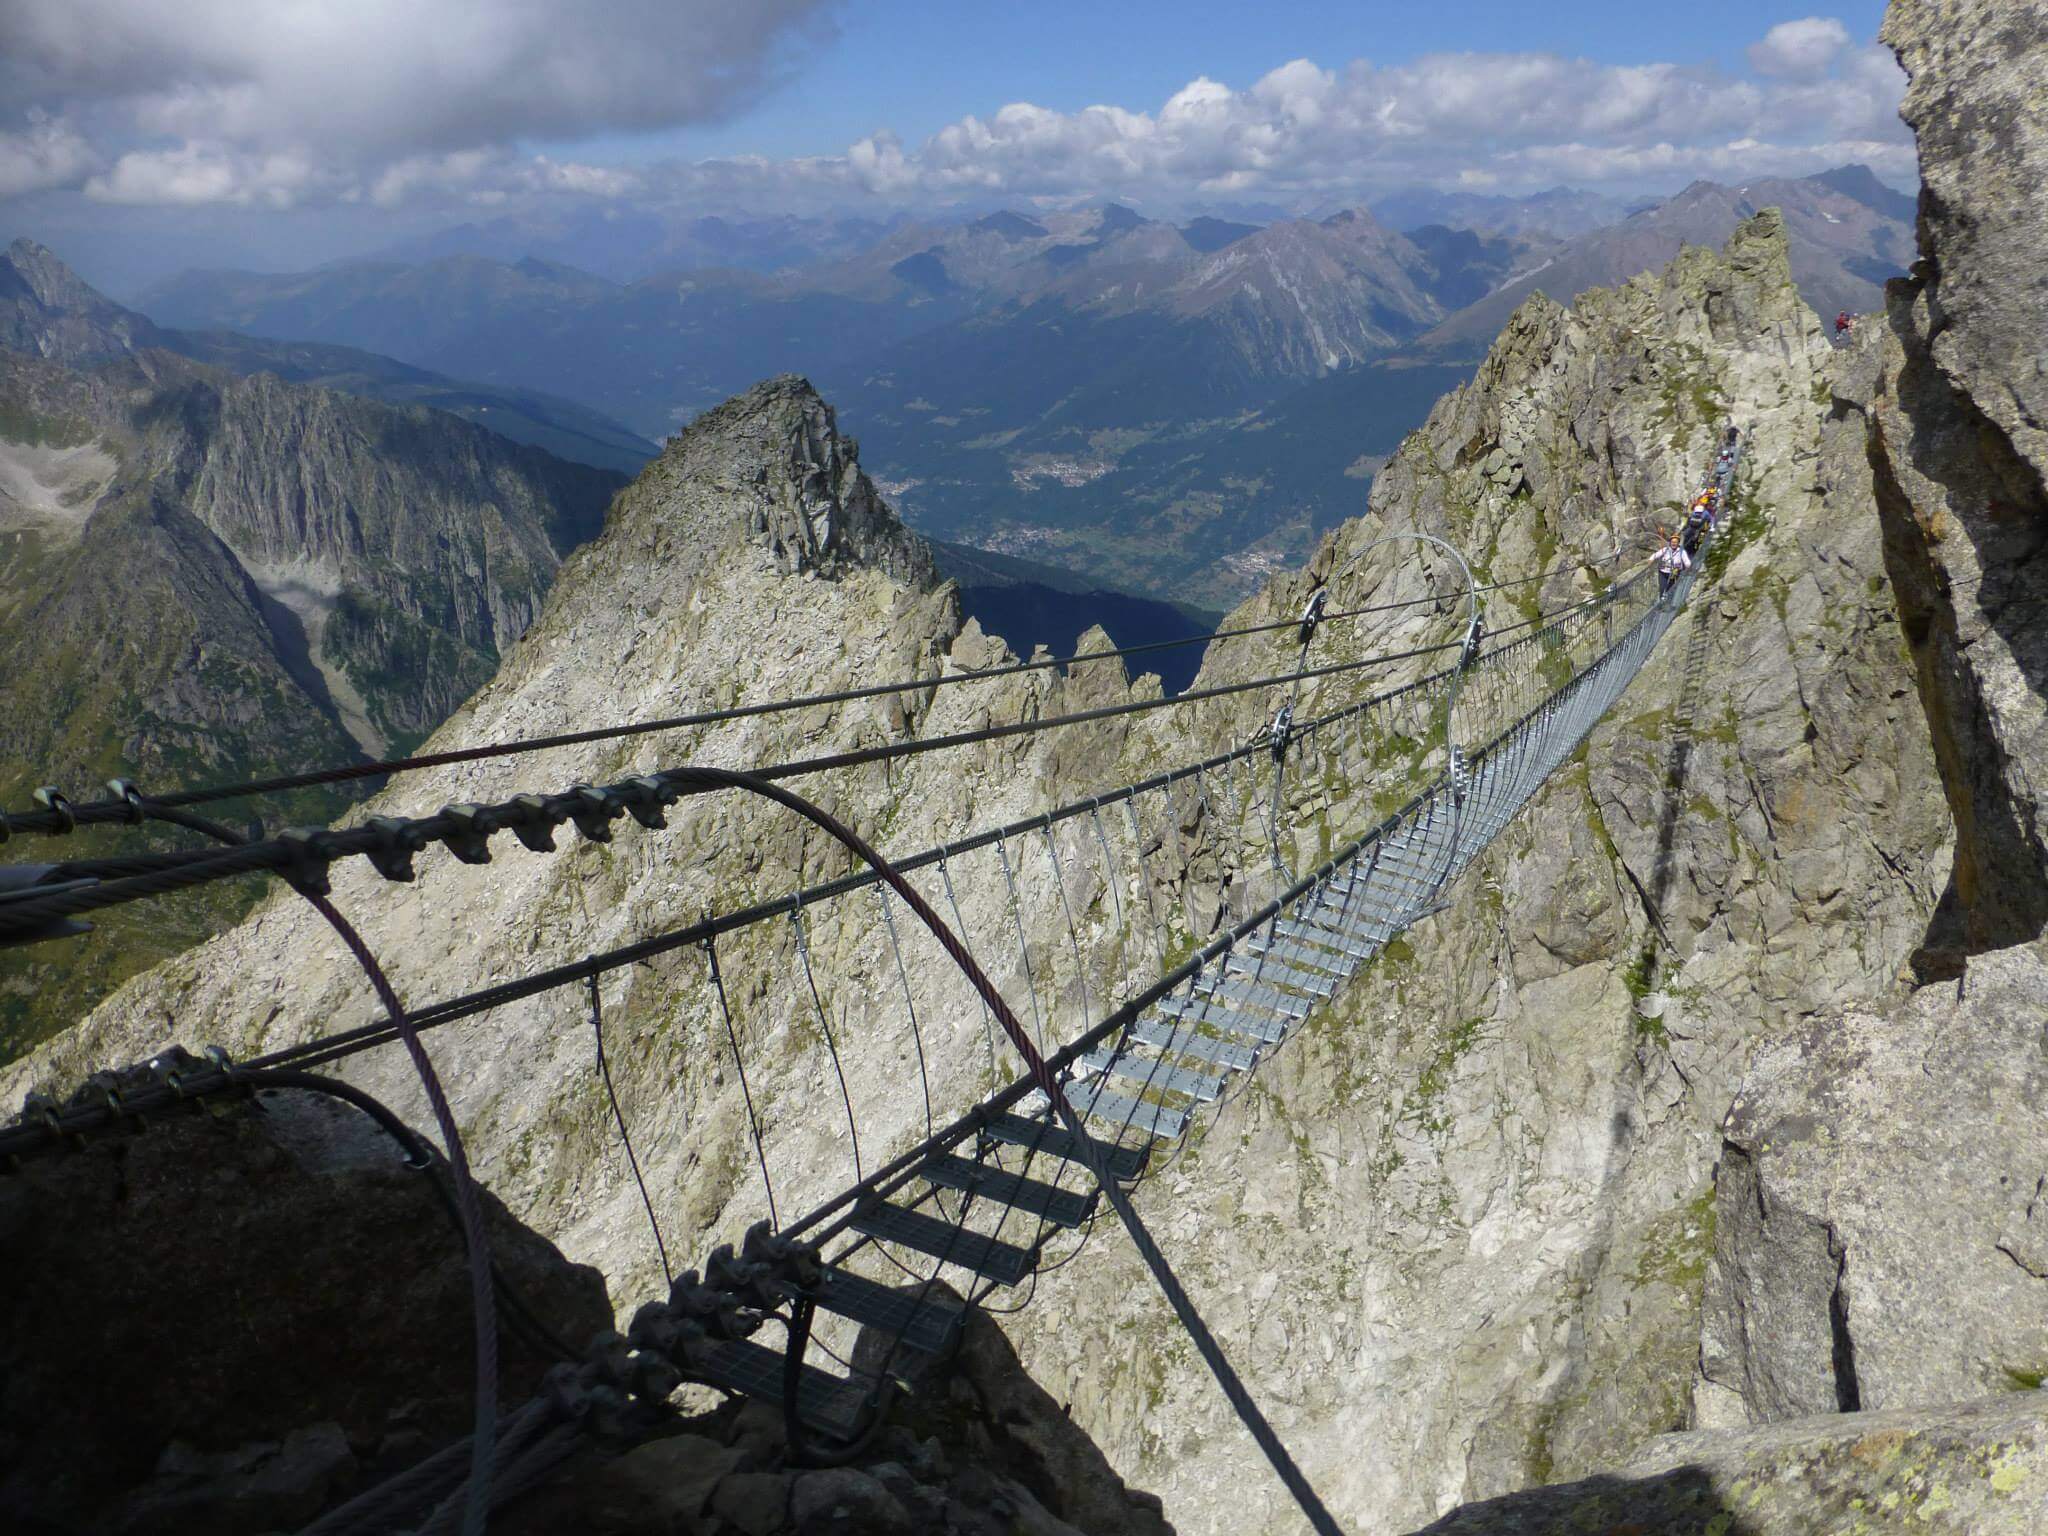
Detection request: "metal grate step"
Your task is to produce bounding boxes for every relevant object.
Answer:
[1242,932,1358,978]
[1196,978,1312,1019]
[1215,953,1338,998]
[1076,1046,1227,1103]
[1156,992,1288,1042]
[1128,1013,1260,1071]
[806,1264,962,1356]
[849,1200,1037,1286]
[694,1337,874,1437]
[918,1152,1095,1228]
[1064,1079,1191,1139]
[981,1111,1148,1179]
[1272,918,1375,960]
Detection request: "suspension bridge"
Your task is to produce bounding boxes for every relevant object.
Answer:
[0,433,1742,1535]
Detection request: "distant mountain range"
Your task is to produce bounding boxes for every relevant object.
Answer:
[4,240,655,474]
[1415,165,1918,357]
[0,250,628,1053]
[129,166,1914,600]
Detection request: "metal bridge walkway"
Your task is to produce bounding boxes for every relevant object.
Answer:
[693,440,1745,1441]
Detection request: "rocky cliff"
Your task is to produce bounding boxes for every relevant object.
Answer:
[6,202,1948,1533]
[0,342,621,1058]
[7,2,2046,1531]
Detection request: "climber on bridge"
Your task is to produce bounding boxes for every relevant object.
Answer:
[1682,489,1718,556]
[1656,530,1692,597]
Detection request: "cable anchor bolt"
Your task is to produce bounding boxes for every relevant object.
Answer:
[1297,587,1328,648]
[1267,703,1294,762]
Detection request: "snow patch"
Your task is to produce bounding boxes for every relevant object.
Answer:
[0,437,116,540]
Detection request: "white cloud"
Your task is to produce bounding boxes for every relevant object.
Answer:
[1,0,831,207]
[85,143,333,207]
[1748,18,1853,78]
[0,8,1910,216]
[0,110,99,199]
[827,40,1907,206]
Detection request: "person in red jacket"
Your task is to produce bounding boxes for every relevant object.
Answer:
[1836,310,1854,341]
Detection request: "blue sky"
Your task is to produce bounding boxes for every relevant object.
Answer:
[580,1,1896,163]
[2,3,1910,290]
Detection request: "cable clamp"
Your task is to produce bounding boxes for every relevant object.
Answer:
[363,815,423,882]
[507,793,562,853]
[277,827,336,896]
[620,775,676,831]
[439,803,496,865]
[31,786,74,834]
[1298,587,1328,648]
[1267,703,1294,761]
[105,779,146,824]
[568,784,620,844]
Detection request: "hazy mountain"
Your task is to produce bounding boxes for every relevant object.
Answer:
[1417,165,1917,356]
[369,209,903,283]
[1,237,170,365]
[1369,184,1644,241]
[5,240,655,473]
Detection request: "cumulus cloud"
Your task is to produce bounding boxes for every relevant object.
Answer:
[0,110,100,199]
[0,0,831,206]
[0,7,1909,217]
[830,35,1907,205]
[1748,18,1852,78]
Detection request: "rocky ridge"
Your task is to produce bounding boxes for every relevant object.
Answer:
[8,2,2047,1530]
[8,202,1955,1535]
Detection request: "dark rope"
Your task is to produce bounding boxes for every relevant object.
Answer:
[705,934,777,1229]
[793,906,863,1181]
[587,975,672,1288]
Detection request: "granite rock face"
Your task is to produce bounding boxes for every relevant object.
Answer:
[1408,1394,2048,1535]
[0,341,621,1058]
[1864,0,2048,958]
[1696,940,2048,1426]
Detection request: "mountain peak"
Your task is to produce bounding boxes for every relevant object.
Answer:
[1,237,164,367]
[649,374,934,587]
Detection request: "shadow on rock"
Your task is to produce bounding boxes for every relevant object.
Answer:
[0,1083,611,1535]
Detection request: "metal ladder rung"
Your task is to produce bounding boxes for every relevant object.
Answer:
[1215,953,1338,998]
[918,1152,1095,1229]
[1128,1013,1261,1071]
[1195,978,1312,1019]
[848,1201,1037,1286]
[1271,918,1375,960]
[1156,992,1289,1041]
[806,1265,962,1356]
[1242,932,1358,977]
[981,1112,1149,1179]
[1076,1046,1227,1102]
[694,1337,873,1437]
[1064,1080,1191,1140]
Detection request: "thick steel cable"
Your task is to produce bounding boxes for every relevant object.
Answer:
[100,804,501,1536]
[0,555,1625,841]
[587,975,673,1288]
[4,584,1636,939]
[2,575,1647,1161]
[1,629,1472,847]
[306,891,499,1536]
